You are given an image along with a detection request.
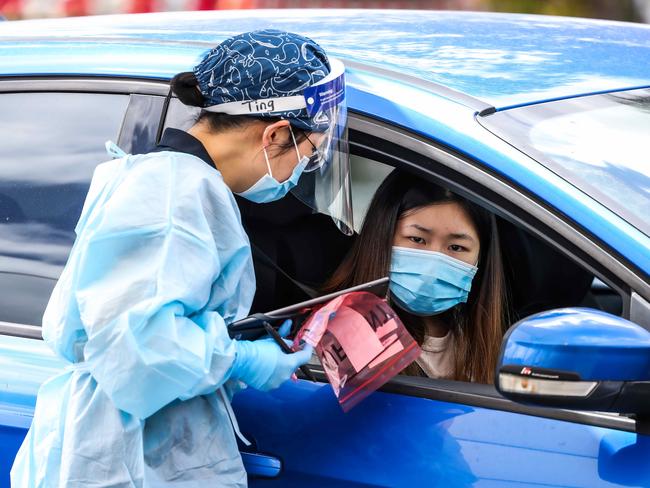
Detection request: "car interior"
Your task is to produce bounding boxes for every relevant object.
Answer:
[236,152,623,326]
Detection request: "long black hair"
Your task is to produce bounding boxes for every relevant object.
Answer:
[323,171,508,383]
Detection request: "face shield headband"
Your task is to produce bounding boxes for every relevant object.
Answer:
[202,58,345,120]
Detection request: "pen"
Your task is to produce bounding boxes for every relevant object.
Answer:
[262,321,318,383]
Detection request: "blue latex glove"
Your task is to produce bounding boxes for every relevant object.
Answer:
[231,320,313,391]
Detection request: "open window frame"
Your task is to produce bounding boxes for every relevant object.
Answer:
[327,111,650,434]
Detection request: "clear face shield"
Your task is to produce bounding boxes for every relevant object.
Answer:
[290,58,352,235]
[203,57,352,234]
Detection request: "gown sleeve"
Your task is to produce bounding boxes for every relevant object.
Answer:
[72,153,248,419]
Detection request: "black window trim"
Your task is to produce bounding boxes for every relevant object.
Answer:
[300,367,639,434]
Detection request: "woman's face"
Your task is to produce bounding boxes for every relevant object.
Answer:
[393,202,480,266]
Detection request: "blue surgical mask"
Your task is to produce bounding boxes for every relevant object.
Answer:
[389,246,478,316]
[237,126,308,203]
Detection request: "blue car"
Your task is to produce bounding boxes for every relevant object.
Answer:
[1,9,650,487]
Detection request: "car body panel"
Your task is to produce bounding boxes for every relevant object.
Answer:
[1,333,647,487]
[2,10,650,109]
[233,384,648,487]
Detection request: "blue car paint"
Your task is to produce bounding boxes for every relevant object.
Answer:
[3,10,650,109]
[234,383,650,487]
[2,333,649,487]
[0,337,66,485]
[2,10,650,487]
[501,308,650,381]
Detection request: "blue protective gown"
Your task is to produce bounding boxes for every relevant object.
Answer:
[11,130,255,487]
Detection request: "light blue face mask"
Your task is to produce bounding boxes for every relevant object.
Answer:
[389,246,479,316]
[236,126,309,203]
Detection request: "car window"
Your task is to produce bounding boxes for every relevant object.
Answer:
[349,155,393,232]
[309,150,625,385]
[0,92,129,325]
[117,94,166,155]
[164,98,200,132]
[479,88,650,237]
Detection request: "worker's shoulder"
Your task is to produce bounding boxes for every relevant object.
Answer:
[131,150,227,192]
[132,151,241,223]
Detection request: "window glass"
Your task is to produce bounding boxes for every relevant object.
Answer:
[164,98,199,131]
[0,92,129,325]
[480,88,650,236]
[349,155,393,232]
[117,94,165,155]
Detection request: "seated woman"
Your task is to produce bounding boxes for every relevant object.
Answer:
[323,171,508,383]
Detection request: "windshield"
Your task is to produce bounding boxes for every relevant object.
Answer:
[479,88,650,236]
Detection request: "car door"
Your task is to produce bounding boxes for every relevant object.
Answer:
[230,116,650,487]
[0,77,166,485]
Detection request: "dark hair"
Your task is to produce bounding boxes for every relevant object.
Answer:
[170,72,307,152]
[322,171,509,383]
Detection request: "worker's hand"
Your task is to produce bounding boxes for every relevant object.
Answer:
[231,321,313,391]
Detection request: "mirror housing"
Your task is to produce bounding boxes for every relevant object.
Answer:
[496,308,650,415]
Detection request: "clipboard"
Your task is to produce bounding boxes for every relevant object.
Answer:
[228,276,390,341]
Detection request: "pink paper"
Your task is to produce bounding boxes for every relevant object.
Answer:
[327,305,384,372]
[368,338,404,369]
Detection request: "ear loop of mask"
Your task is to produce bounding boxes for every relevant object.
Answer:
[262,146,274,179]
[262,125,302,180]
[288,125,302,162]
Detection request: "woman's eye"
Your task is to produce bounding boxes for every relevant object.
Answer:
[449,244,466,252]
[408,236,425,245]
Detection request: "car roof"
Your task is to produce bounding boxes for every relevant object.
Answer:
[2,9,650,109]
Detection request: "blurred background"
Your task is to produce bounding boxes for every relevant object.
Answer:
[1,0,649,22]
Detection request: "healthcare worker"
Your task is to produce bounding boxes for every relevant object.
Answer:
[11,29,351,487]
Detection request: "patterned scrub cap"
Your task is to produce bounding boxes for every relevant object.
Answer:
[194,29,331,131]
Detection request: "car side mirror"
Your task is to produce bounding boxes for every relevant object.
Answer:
[496,308,650,416]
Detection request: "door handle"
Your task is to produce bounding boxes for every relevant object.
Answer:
[241,451,282,478]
